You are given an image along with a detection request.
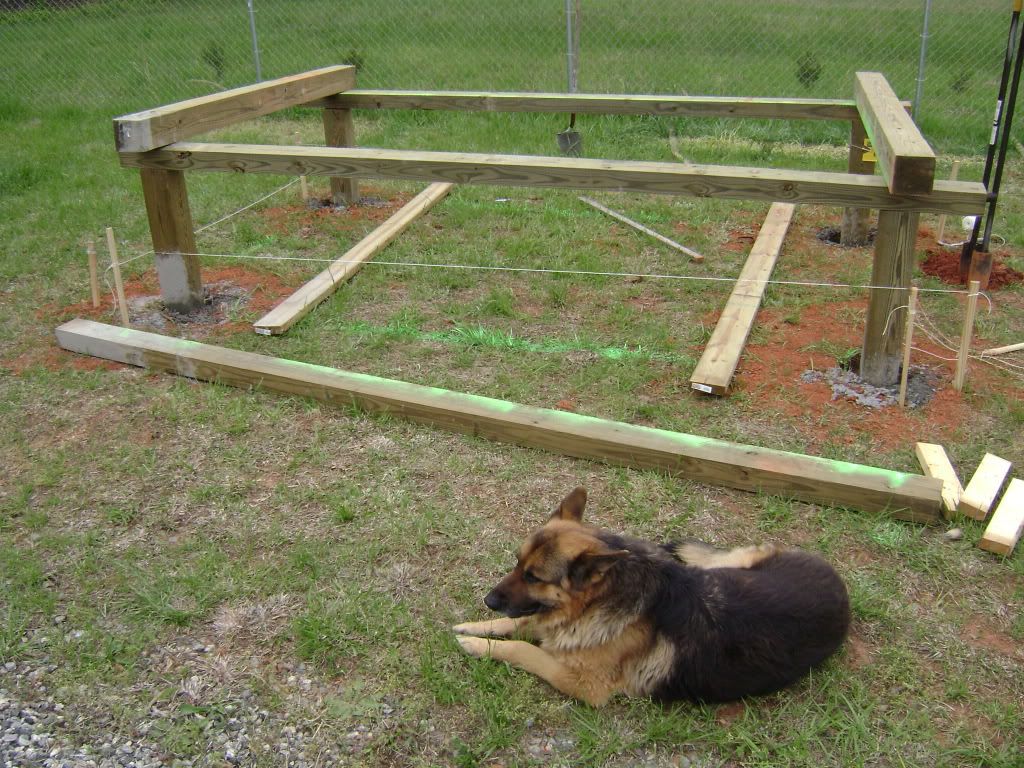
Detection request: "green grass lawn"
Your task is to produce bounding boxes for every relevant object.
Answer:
[2,4,1024,767]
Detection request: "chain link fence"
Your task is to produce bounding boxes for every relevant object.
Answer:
[0,0,1012,153]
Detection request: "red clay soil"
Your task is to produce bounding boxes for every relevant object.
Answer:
[16,209,1024,457]
[921,247,1024,289]
[735,300,974,453]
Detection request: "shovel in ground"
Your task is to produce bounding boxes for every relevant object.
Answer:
[556,113,582,156]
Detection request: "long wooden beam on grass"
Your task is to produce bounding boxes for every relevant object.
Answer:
[119,143,986,216]
[253,182,453,335]
[114,65,357,152]
[690,202,795,396]
[309,90,860,121]
[55,319,943,523]
[854,72,936,195]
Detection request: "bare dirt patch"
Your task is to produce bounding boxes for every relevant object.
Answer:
[961,616,1023,660]
[921,247,1024,289]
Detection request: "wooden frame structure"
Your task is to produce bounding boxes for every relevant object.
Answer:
[113,67,986,388]
[56,319,943,523]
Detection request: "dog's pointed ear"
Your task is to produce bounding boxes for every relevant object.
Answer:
[568,547,627,588]
[549,486,587,522]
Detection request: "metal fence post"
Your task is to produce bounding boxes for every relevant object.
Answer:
[913,0,933,119]
[565,0,579,92]
[246,0,263,82]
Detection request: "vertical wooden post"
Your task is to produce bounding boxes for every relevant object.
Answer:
[898,286,918,407]
[861,209,920,387]
[953,280,980,392]
[86,240,100,308]
[840,119,874,246]
[323,108,359,206]
[968,251,993,292]
[139,168,202,313]
[935,161,960,244]
[106,227,130,326]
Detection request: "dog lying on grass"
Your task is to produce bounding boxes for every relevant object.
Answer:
[454,487,850,706]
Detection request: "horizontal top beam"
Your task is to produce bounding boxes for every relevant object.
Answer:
[114,65,356,152]
[119,142,986,216]
[310,89,860,121]
[855,72,936,195]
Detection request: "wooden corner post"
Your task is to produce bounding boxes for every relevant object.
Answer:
[323,107,359,205]
[140,168,202,313]
[840,118,874,245]
[861,209,919,386]
[855,72,934,387]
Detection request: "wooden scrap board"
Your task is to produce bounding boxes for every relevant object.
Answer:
[690,202,795,395]
[958,453,1012,520]
[253,182,453,335]
[914,442,962,519]
[979,478,1024,556]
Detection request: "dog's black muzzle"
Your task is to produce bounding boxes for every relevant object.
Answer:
[484,588,543,618]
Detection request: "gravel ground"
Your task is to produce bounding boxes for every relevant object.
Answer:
[801,364,940,409]
[1,658,340,768]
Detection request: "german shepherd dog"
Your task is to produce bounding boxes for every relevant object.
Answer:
[454,488,850,706]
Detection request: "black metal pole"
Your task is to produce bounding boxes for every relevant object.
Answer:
[960,1,1022,279]
[982,6,1024,251]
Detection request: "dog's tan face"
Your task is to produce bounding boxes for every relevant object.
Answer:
[484,488,627,619]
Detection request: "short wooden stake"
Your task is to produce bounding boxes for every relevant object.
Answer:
[106,227,130,326]
[981,341,1024,357]
[953,280,979,391]
[87,240,100,308]
[898,285,918,407]
[935,160,960,245]
[300,175,310,202]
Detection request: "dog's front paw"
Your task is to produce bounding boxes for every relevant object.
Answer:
[452,621,480,635]
[455,635,493,658]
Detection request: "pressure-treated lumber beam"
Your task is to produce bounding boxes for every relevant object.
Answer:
[914,442,962,519]
[253,182,453,335]
[840,118,875,246]
[854,72,936,195]
[690,202,795,395]
[139,168,202,313]
[323,107,359,205]
[958,453,1013,521]
[114,65,356,152]
[860,210,919,387]
[120,143,986,216]
[979,478,1024,556]
[311,90,860,121]
[55,319,942,523]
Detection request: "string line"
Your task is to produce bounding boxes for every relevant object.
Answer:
[159,250,984,297]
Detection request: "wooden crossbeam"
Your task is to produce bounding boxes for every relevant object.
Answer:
[114,65,356,152]
[55,319,942,523]
[119,143,986,216]
[253,182,453,335]
[854,72,936,195]
[690,202,795,395]
[979,478,1024,556]
[310,90,860,121]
